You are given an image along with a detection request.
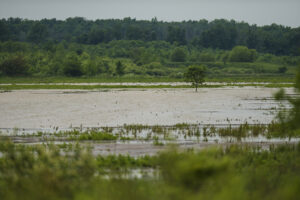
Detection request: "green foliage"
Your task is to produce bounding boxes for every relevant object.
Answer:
[27,23,48,44]
[1,18,300,55]
[274,66,300,136]
[63,53,83,76]
[199,51,215,62]
[229,46,257,62]
[96,154,157,170]
[167,26,186,45]
[75,131,117,141]
[185,65,206,91]
[278,66,287,73]
[0,140,97,200]
[115,61,125,76]
[0,55,29,76]
[197,20,237,50]
[0,21,9,41]
[0,140,299,200]
[0,40,298,79]
[221,52,230,64]
[170,47,187,62]
[82,59,100,76]
[159,148,229,190]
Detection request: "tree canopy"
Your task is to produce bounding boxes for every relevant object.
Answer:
[229,46,257,62]
[0,17,299,56]
[185,65,206,92]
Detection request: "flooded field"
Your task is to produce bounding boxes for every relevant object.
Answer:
[1,86,297,156]
[0,87,291,129]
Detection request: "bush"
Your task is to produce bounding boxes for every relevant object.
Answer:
[171,47,187,62]
[229,46,257,62]
[278,66,287,73]
[199,52,215,62]
[63,53,83,76]
[0,55,29,76]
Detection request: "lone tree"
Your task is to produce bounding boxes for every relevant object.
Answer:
[185,65,206,92]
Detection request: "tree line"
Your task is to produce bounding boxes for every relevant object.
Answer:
[0,40,299,77]
[0,17,299,56]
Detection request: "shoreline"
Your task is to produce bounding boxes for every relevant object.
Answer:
[0,82,294,90]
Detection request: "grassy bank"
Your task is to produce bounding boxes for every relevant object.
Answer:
[0,76,182,84]
[0,83,294,90]
[0,74,296,84]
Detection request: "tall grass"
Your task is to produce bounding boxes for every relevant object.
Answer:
[0,139,299,200]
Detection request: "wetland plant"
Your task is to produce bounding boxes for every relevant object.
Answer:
[0,139,300,200]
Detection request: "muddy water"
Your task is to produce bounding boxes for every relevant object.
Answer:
[0,87,291,129]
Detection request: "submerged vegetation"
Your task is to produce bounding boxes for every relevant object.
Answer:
[272,66,300,137]
[4,121,300,144]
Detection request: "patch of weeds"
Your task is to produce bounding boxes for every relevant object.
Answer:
[153,136,164,146]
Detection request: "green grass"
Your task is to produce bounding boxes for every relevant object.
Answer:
[11,122,300,144]
[206,74,295,83]
[51,130,118,141]
[217,123,267,139]
[0,70,296,85]
[0,76,296,84]
[0,83,294,90]
[75,131,118,141]
[0,76,183,84]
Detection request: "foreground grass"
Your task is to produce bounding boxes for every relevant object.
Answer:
[0,139,299,200]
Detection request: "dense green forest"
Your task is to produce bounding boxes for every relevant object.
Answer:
[1,17,300,55]
[0,17,300,79]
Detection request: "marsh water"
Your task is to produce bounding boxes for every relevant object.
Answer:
[1,87,297,156]
[0,87,291,129]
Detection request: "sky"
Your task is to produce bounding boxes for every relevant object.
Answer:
[0,0,299,27]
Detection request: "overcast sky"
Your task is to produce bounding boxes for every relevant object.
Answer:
[0,0,299,27]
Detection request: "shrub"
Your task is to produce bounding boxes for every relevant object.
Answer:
[63,53,83,76]
[0,55,29,76]
[278,66,287,73]
[229,46,257,62]
[199,52,215,62]
[171,47,187,62]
